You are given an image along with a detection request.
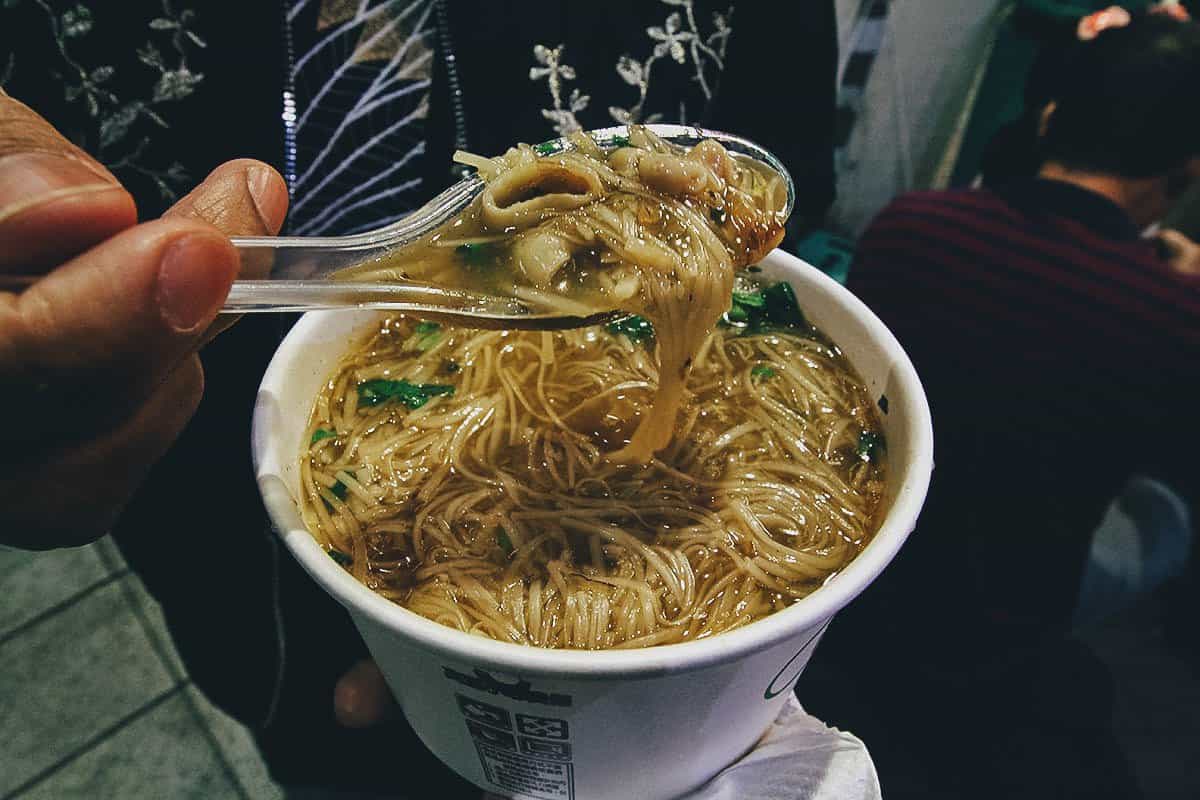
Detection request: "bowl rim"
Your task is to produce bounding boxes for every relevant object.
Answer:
[253,250,933,679]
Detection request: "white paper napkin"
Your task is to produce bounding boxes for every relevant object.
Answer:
[680,696,881,800]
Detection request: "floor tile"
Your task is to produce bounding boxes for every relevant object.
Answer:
[0,544,112,637]
[0,578,176,796]
[109,568,188,681]
[17,692,243,800]
[187,686,284,800]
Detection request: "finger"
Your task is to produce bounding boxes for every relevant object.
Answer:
[0,92,137,271]
[0,355,204,549]
[165,158,289,254]
[162,159,289,342]
[0,218,237,439]
[334,659,397,728]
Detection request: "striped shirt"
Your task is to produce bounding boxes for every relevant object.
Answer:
[847,178,1199,642]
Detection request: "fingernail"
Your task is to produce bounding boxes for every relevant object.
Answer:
[0,152,117,224]
[246,165,285,232]
[156,234,235,333]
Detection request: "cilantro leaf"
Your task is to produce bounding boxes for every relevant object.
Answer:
[409,320,441,351]
[751,365,776,380]
[606,315,655,345]
[310,428,337,445]
[497,527,514,555]
[357,379,455,409]
[732,290,765,308]
[856,431,884,462]
[455,242,496,269]
[721,281,808,332]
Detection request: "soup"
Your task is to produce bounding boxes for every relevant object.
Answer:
[300,128,885,649]
[300,280,886,649]
[336,126,788,462]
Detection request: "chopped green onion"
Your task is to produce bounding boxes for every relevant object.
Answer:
[606,315,655,345]
[609,135,631,149]
[357,379,455,409]
[751,365,776,380]
[310,428,337,445]
[534,141,558,156]
[328,549,353,567]
[497,527,514,555]
[856,431,884,462]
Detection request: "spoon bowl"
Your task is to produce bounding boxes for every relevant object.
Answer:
[227,124,795,328]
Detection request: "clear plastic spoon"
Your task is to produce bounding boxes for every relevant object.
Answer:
[11,125,795,330]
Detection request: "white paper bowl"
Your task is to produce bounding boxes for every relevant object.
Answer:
[253,249,933,800]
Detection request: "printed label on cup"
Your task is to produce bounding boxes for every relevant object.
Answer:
[450,672,576,800]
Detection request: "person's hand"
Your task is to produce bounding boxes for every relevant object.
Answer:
[1157,229,1200,278]
[1077,6,1132,40]
[334,658,398,727]
[1150,2,1191,22]
[0,90,288,549]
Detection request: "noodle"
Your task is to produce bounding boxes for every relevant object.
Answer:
[336,126,787,462]
[299,301,887,649]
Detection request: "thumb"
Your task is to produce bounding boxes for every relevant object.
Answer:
[334,659,397,728]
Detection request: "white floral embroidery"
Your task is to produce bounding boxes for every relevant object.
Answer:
[530,43,589,135]
[609,1,733,127]
[530,1,733,136]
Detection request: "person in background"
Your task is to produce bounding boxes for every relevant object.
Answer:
[981,1,1191,186]
[806,14,1200,800]
[0,1,839,794]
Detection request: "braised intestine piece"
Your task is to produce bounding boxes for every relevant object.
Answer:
[475,129,784,462]
[347,126,787,462]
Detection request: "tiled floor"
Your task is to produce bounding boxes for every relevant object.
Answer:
[4,537,1196,800]
[0,538,282,800]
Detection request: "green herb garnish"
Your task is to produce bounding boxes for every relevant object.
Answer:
[606,315,655,345]
[751,365,776,380]
[408,320,441,352]
[357,379,456,409]
[732,290,766,308]
[310,428,337,445]
[497,528,514,555]
[721,281,808,332]
[856,431,884,462]
[609,135,631,149]
[329,470,357,501]
[534,141,558,156]
[455,242,496,268]
[328,549,353,567]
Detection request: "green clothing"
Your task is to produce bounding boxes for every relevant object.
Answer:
[1018,0,1154,24]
